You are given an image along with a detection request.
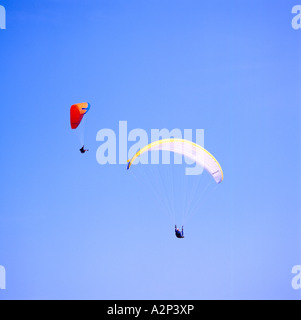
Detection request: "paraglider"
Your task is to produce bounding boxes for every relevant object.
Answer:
[70,103,91,152]
[127,138,223,184]
[175,225,184,239]
[127,139,224,238]
[80,146,89,154]
[70,102,90,129]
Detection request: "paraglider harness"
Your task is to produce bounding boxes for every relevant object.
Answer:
[175,226,184,239]
[80,146,88,154]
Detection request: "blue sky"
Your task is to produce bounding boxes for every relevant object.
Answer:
[0,0,300,300]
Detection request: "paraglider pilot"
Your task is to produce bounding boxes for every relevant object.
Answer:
[80,146,89,154]
[175,225,184,239]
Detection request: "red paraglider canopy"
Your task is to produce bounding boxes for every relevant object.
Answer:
[70,103,90,129]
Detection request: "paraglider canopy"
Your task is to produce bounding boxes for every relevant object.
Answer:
[127,139,223,184]
[70,102,90,129]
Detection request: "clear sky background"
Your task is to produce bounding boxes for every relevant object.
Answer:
[0,0,300,300]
